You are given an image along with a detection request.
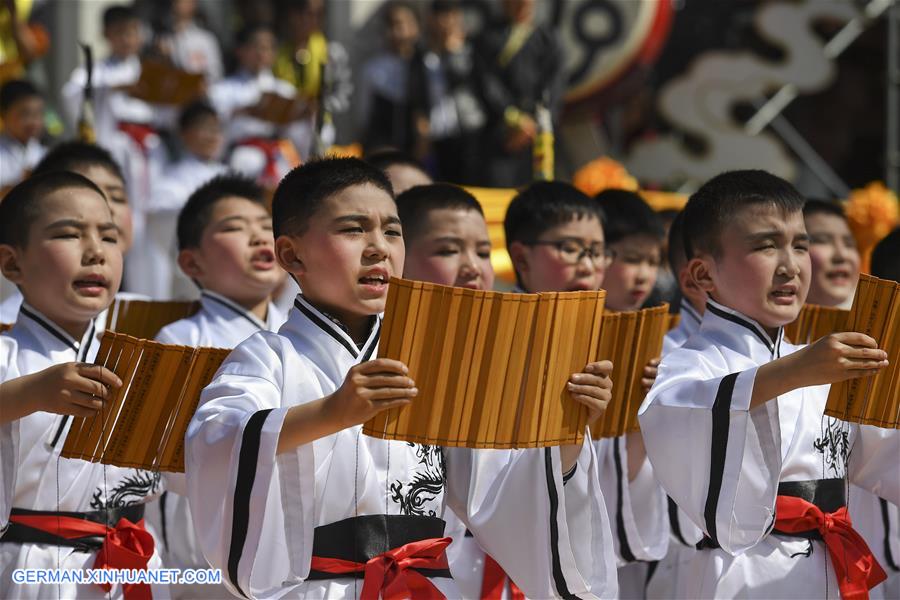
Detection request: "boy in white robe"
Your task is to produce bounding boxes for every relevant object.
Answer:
[145,174,287,599]
[399,183,594,599]
[504,182,668,597]
[61,6,170,295]
[185,158,619,599]
[644,210,705,599]
[0,172,167,599]
[639,169,900,599]
[0,79,46,190]
[147,102,228,300]
[208,25,298,188]
[803,201,899,599]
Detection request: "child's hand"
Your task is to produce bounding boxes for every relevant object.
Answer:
[29,362,121,418]
[567,360,614,424]
[326,359,418,429]
[793,332,888,387]
[641,358,660,392]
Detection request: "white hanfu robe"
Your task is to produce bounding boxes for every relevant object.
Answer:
[646,300,704,600]
[639,299,900,599]
[145,290,285,599]
[186,295,618,599]
[0,304,166,599]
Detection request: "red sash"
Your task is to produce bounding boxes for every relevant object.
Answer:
[310,536,451,599]
[481,554,525,600]
[9,513,154,600]
[774,495,886,600]
[117,122,158,156]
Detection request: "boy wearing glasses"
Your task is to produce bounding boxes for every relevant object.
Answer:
[506,181,669,598]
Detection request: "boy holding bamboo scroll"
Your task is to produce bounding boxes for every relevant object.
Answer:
[397,182,616,599]
[505,183,669,597]
[639,170,899,599]
[185,158,618,598]
[0,172,169,599]
[143,174,287,599]
[801,201,899,600]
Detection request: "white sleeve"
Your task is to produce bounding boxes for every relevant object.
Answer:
[850,424,900,507]
[638,351,782,555]
[185,335,314,598]
[595,435,669,565]
[444,434,618,599]
[0,337,20,530]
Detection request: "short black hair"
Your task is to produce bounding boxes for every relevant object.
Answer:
[385,1,420,23]
[0,79,41,113]
[803,198,847,220]
[32,141,126,182]
[365,149,427,174]
[0,171,106,248]
[396,183,483,242]
[504,181,604,245]
[666,210,687,274]
[871,227,900,283]
[683,170,805,258]
[103,5,139,29]
[178,100,218,131]
[594,189,664,245]
[431,0,462,15]
[272,157,394,237]
[177,174,266,250]
[234,23,273,47]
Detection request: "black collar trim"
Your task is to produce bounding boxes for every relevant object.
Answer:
[19,305,78,352]
[294,297,360,359]
[201,291,265,330]
[705,301,777,354]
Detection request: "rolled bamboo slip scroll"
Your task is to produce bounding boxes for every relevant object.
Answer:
[104,298,199,340]
[784,304,849,345]
[825,274,900,429]
[60,332,229,472]
[591,304,669,439]
[363,278,608,448]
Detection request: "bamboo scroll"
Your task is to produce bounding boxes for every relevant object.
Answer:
[363,278,607,448]
[824,274,900,429]
[60,331,230,472]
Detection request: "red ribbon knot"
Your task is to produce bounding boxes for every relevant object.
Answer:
[9,513,154,600]
[774,495,886,600]
[310,536,452,599]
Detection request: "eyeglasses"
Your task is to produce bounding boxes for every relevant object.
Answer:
[524,239,615,266]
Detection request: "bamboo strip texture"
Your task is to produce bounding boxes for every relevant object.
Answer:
[104,298,200,340]
[825,274,900,429]
[362,278,607,448]
[591,304,670,439]
[784,304,849,345]
[60,331,230,472]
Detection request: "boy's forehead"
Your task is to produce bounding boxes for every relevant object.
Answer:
[34,187,112,223]
[210,195,269,219]
[320,184,396,217]
[726,202,804,234]
[542,213,604,240]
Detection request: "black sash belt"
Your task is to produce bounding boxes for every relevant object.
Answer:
[697,478,846,549]
[307,514,452,580]
[0,504,145,551]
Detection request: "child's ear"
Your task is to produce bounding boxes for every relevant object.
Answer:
[508,241,529,277]
[687,256,715,294]
[0,245,24,285]
[177,249,204,280]
[275,236,305,276]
